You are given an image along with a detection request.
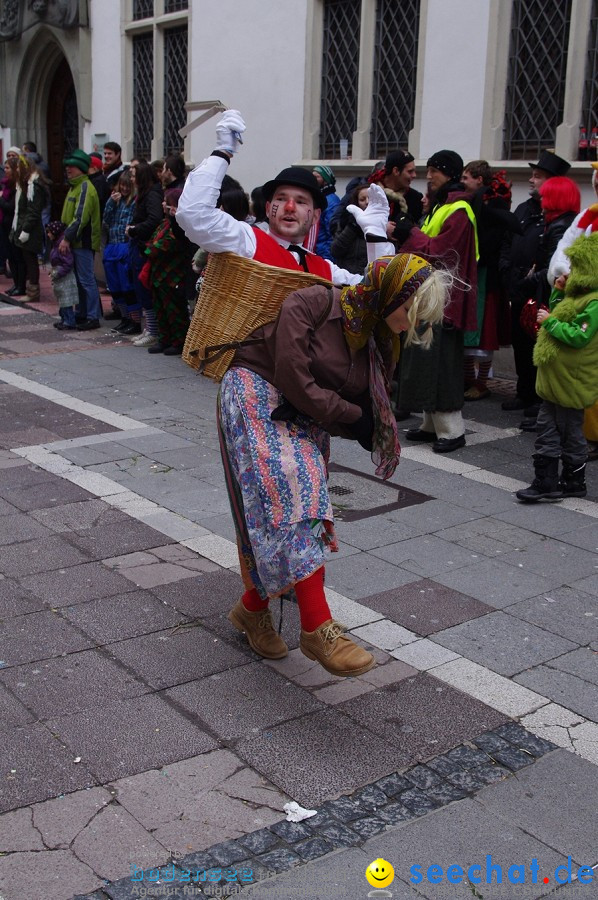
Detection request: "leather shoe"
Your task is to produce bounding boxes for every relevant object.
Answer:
[501,397,525,411]
[76,319,101,331]
[300,619,374,677]
[119,322,142,335]
[405,428,437,442]
[147,343,169,354]
[432,435,466,453]
[227,599,288,659]
[163,345,183,356]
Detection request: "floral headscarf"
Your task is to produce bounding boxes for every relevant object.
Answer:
[339,253,434,480]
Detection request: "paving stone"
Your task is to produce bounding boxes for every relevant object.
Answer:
[0,722,96,813]
[351,619,418,650]
[1,534,91,577]
[235,708,401,808]
[114,560,214,589]
[476,749,598,861]
[396,787,439,815]
[377,802,417,825]
[20,561,136,606]
[491,746,535,771]
[269,820,312,843]
[0,577,46,617]
[30,499,128,534]
[0,609,93,667]
[166,661,322,739]
[255,847,301,872]
[31,786,114,849]
[0,849,102,900]
[349,814,387,839]
[61,590,184,643]
[0,512,50,545]
[47,693,218,782]
[4,478,92,512]
[339,672,506,763]
[0,806,45,851]
[177,850,217,873]
[324,796,363,822]
[515,665,598,721]
[550,647,598,686]
[313,677,374,704]
[425,781,468,806]
[492,722,556,755]
[445,769,487,792]
[404,765,442,790]
[108,625,248,690]
[313,820,361,848]
[434,556,557,608]
[0,682,35,730]
[472,731,512,754]
[237,827,279,855]
[293,835,336,861]
[67,520,175,561]
[426,754,465,777]
[434,657,549,718]
[374,772,413,796]
[506,586,598,646]
[468,762,510,785]
[361,578,492,634]
[324,552,419,600]
[499,539,598,581]
[207,839,248,865]
[351,783,388,812]
[434,611,578,677]
[445,745,489,769]
[238,845,375,899]
[370,534,482,577]
[0,649,147,718]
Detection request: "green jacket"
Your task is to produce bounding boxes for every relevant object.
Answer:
[10,174,47,255]
[534,288,598,409]
[61,175,101,251]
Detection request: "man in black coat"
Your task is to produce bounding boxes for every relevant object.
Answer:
[499,150,570,419]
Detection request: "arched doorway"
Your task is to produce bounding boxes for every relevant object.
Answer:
[47,57,79,218]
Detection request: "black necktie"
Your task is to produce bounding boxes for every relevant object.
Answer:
[287,244,309,272]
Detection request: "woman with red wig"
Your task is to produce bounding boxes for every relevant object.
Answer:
[518,176,581,430]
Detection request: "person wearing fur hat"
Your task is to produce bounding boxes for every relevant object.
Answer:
[60,149,102,330]
[391,149,479,453]
[176,110,395,288]
[516,232,598,502]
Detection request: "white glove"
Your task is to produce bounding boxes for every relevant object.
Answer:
[215,109,246,155]
[347,184,390,237]
[19,231,30,243]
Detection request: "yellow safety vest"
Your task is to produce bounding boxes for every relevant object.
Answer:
[422,200,479,260]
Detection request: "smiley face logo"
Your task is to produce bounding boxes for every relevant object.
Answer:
[365,858,395,888]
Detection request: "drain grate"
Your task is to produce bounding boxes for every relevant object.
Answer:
[327,463,431,521]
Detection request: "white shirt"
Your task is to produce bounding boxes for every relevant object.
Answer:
[176,155,395,286]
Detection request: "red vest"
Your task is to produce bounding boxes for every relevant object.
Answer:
[252,227,332,279]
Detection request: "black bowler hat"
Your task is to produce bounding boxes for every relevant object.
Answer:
[262,167,327,210]
[529,150,570,177]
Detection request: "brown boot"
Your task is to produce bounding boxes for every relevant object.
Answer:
[26,282,40,301]
[227,599,288,659]
[300,619,375,677]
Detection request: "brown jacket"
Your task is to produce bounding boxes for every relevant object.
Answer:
[232,285,373,427]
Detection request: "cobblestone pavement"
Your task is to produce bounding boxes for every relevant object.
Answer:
[1,282,597,900]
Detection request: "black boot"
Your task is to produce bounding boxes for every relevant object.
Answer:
[560,461,587,498]
[516,455,563,502]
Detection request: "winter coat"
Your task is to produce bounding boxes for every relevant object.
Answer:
[521,212,577,306]
[128,182,164,247]
[10,173,47,255]
[499,196,544,305]
[61,175,101,251]
[330,219,368,275]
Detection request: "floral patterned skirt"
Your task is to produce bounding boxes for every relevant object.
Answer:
[218,367,337,599]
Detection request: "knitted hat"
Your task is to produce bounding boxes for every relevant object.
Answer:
[89,152,103,167]
[426,150,464,181]
[384,150,415,174]
[62,149,91,173]
[262,167,327,210]
[6,146,21,156]
[564,232,598,296]
[529,150,570,177]
[312,164,336,188]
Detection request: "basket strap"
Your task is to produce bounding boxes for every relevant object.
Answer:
[188,336,265,365]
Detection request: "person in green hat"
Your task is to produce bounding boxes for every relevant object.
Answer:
[59,149,102,330]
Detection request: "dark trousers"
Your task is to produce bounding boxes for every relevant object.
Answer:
[510,298,539,406]
[535,401,586,467]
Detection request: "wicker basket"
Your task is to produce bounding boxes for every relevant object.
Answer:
[182,252,332,381]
